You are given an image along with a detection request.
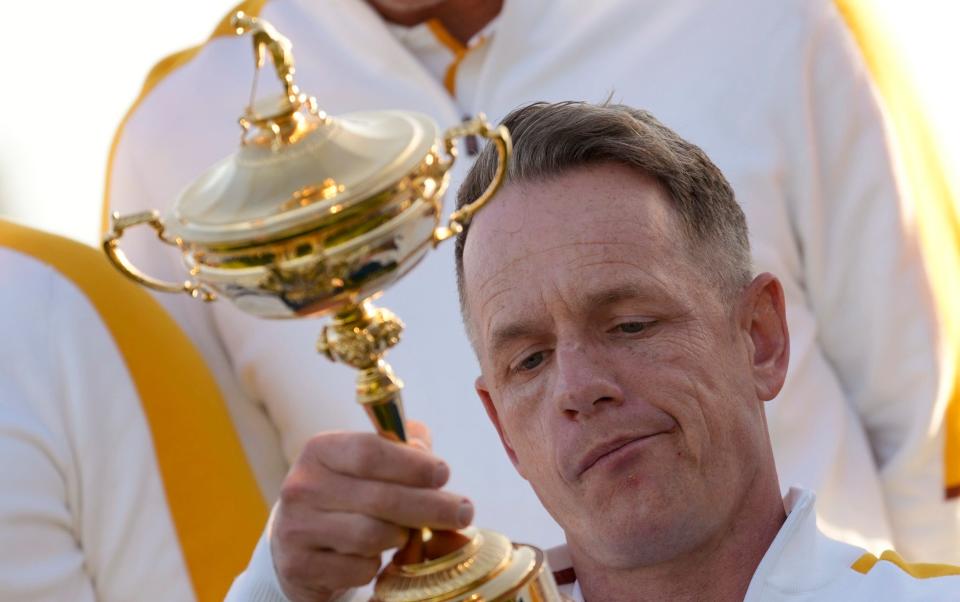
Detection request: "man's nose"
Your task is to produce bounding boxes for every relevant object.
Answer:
[554,342,624,419]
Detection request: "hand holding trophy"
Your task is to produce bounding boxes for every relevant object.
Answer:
[104,12,561,602]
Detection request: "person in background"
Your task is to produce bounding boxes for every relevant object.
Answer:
[0,219,265,601]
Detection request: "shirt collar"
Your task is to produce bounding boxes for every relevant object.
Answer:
[548,487,857,601]
[386,13,499,54]
[746,487,865,599]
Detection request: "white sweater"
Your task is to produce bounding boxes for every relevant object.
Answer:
[0,246,192,601]
[0,221,273,601]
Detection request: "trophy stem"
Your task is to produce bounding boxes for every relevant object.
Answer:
[357,361,407,443]
[318,300,408,440]
[317,301,559,601]
[317,300,469,554]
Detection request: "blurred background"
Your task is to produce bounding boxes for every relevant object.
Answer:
[1,0,228,244]
[1,0,957,246]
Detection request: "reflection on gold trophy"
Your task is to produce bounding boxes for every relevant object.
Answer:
[104,12,561,602]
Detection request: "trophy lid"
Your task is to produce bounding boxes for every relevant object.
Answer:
[164,13,439,247]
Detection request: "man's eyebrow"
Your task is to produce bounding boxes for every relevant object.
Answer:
[486,285,656,354]
[488,322,541,357]
[583,283,654,308]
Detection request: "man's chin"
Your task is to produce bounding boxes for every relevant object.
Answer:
[572,506,698,569]
[573,477,694,556]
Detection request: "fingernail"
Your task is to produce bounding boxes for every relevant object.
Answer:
[411,438,429,451]
[457,500,474,527]
[434,462,449,487]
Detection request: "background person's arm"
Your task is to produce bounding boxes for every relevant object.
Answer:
[0,250,192,601]
[791,0,955,562]
[0,404,98,601]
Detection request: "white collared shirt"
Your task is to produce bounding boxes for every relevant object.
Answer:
[552,488,960,602]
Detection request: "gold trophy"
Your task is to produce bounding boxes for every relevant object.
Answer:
[104,12,561,602]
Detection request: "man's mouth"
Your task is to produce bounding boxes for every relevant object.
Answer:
[575,431,668,478]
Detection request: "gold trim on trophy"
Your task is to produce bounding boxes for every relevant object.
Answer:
[104,12,560,602]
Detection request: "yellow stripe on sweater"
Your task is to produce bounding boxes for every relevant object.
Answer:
[100,0,271,235]
[836,0,960,497]
[852,550,960,578]
[0,220,267,601]
[427,19,469,96]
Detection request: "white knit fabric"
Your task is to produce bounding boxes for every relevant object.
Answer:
[0,248,194,601]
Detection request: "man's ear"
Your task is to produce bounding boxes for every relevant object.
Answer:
[476,376,522,473]
[739,273,790,401]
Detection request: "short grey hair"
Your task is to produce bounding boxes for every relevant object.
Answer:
[454,101,751,316]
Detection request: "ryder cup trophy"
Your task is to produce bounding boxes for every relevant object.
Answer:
[104,12,561,602]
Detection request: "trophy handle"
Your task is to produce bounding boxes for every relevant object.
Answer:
[433,115,513,245]
[103,210,216,302]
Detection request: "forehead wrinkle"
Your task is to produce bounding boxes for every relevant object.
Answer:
[472,239,641,298]
[471,238,656,346]
[548,273,579,317]
[571,259,676,290]
[477,284,515,330]
[559,268,679,321]
[562,251,694,317]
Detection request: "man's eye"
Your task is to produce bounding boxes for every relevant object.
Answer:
[517,351,546,372]
[615,321,649,334]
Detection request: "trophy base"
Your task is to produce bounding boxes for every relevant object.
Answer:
[372,527,561,602]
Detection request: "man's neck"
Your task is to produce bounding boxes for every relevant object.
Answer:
[368,0,504,45]
[572,472,786,602]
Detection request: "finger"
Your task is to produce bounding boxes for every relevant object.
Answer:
[275,547,382,600]
[406,420,432,451]
[323,475,474,531]
[275,510,408,558]
[306,431,448,488]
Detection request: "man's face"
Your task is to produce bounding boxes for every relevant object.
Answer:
[463,163,784,567]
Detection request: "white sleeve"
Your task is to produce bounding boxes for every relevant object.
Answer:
[226,507,290,602]
[0,399,96,601]
[791,2,956,561]
[226,505,370,602]
[0,257,96,601]
[0,250,192,601]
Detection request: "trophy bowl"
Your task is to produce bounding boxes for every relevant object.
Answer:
[104,12,561,602]
[105,96,497,320]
